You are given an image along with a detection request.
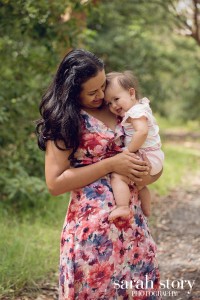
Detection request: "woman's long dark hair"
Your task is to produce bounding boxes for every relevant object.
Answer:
[36,49,104,160]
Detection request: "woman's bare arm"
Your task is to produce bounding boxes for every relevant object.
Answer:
[45,141,150,196]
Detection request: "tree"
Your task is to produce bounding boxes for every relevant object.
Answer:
[0,0,92,211]
[83,0,200,120]
[166,0,200,46]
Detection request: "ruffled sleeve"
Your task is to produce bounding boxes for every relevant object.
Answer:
[121,97,151,125]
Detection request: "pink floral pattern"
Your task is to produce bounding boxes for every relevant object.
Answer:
[59,110,161,300]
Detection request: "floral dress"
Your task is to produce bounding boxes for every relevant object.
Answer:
[59,110,161,300]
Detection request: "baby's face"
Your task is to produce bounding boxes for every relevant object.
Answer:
[104,80,135,117]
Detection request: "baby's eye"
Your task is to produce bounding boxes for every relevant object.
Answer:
[114,97,119,101]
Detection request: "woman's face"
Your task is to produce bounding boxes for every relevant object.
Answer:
[79,70,106,109]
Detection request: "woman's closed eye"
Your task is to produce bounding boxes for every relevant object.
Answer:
[88,86,106,97]
[88,92,96,96]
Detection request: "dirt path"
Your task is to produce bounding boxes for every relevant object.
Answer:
[151,174,200,300]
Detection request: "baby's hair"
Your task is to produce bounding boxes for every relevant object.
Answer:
[106,70,140,99]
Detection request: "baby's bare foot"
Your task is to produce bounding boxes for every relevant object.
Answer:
[109,206,130,221]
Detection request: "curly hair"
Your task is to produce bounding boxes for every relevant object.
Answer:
[36,49,104,160]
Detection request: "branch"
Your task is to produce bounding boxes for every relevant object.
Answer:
[169,0,193,32]
[166,0,200,46]
[192,0,200,44]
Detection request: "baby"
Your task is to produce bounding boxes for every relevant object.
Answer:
[104,71,164,220]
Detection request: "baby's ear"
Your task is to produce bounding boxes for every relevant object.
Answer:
[129,88,135,97]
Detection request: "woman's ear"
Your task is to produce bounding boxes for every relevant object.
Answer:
[129,88,135,97]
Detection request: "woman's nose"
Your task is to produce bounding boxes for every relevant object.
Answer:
[96,89,104,99]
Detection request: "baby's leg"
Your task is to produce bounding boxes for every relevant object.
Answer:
[109,173,131,221]
[138,186,151,217]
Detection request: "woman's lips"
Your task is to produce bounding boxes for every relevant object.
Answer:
[93,99,103,104]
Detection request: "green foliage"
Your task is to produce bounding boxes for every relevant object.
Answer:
[1,0,199,213]
[83,0,200,120]
[0,0,91,211]
[151,143,200,195]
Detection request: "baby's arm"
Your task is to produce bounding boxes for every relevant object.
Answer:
[127,116,148,153]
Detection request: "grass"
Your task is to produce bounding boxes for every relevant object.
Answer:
[0,126,200,298]
[155,115,200,133]
[0,195,69,298]
[150,142,200,195]
[150,115,200,194]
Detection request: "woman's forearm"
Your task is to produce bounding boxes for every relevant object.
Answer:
[48,157,114,195]
[47,154,149,196]
[45,140,150,196]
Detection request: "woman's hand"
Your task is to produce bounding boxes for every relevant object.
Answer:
[110,149,150,183]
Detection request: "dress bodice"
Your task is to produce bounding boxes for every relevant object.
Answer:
[71,110,124,167]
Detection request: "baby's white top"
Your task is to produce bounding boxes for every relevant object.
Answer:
[121,97,161,149]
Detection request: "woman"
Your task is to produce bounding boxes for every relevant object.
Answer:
[36,49,162,300]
